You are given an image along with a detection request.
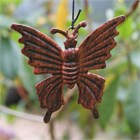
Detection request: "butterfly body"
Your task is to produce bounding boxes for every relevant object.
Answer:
[62,48,79,88]
[11,16,125,123]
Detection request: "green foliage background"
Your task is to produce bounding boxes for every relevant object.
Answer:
[0,0,139,139]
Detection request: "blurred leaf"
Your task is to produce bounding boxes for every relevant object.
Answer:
[118,117,132,136]
[0,0,20,5]
[18,57,36,100]
[0,36,20,79]
[105,74,115,88]
[124,80,140,133]
[117,0,124,3]
[136,18,140,29]
[55,0,68,30]
[107,60,127,75]
[98,75,120,128]
[114,4,126,16]
[0,15,15,29]
[0,0,20,14]
[13,0,45,25]
[131,51,140,68]
[118,17,133,39]
[114,2,134,39]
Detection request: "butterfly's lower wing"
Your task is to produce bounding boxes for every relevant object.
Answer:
[11,24,62,75]
[77,16,125,117]
[77,73,105,118]
[36,76,64,123]
[11,24,64,122]
[78,16,125,72]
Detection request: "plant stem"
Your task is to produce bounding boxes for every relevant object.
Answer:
[49,119,55,140]
[125,40,133,78]
[0,104,43,122]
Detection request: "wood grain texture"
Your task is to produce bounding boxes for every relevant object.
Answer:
[11,16,125,123]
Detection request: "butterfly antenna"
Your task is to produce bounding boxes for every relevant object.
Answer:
[72,21,87,36]
[50,28,67,38]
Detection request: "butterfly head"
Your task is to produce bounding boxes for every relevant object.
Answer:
[51,21,87,49]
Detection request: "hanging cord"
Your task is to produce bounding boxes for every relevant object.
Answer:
[71,0,81,29]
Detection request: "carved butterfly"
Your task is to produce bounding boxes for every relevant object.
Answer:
[11,16,125,123]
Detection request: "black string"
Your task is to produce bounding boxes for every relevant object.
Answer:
[71,0,81,29]
[72,0,75,22]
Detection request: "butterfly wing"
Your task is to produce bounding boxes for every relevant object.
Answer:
[11,24,62,75]
[11,24,64,122]
[77,73,105,118]
[36,76,64,123]
[77,16,125,117]
[78,16,125,72]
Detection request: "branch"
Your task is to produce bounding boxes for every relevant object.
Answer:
[126,0,139,19]
[0,104,43,122]
[49,120,55,140]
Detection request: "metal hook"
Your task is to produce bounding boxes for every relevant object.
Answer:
[71,0,81,29]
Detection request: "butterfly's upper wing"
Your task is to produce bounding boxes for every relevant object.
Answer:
[77,16,125,117]
[11,24,62,75]
[11,24,64,122]
[78,16,125,72]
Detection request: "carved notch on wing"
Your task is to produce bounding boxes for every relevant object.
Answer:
[79,16,125,72]
[11,24,63,75]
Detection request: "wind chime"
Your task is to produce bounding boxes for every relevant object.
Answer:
[11,0,125,123]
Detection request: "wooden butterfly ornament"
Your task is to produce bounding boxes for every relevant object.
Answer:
[11,15,125,123]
